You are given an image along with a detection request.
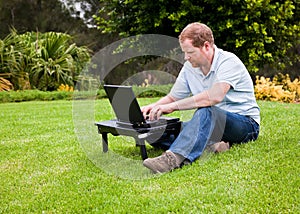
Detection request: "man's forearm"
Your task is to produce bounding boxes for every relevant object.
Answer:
[168,82,230,111]
[155,94,177,106]
[168,92,210,111]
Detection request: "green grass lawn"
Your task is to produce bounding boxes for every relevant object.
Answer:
[0,99,299,213]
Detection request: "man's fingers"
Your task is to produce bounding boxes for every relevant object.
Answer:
[149,107,162,120]
[141,106,150,118]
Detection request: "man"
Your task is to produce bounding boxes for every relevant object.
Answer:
[141,22,260,173]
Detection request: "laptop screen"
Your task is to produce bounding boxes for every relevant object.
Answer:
[104,85,146,124]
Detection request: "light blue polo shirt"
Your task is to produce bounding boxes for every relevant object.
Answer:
[169,46,260,124]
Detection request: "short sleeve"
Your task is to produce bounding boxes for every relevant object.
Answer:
[169,62,192,99]
[215,55,246,89]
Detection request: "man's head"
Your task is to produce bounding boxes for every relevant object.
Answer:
[179,22,214,48]
[179,23,215,70]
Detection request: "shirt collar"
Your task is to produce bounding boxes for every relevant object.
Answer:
[209,45,219,73]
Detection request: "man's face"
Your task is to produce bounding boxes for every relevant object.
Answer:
[180,39,209,68]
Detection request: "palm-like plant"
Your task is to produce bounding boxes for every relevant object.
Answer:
[0,29,32,90]
[31,32,91,91]
[0,30,91,91]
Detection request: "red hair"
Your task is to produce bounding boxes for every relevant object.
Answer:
[179,22,214,47]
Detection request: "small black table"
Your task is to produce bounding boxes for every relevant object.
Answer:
[95,120,181,160]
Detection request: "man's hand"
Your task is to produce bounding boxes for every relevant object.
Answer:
[141,103,155,119]
[147,104,174,120]
[140,95,177,120]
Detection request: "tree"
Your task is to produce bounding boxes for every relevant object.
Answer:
[0,0,80,37]
[60,0,102,28]
[94,0,300,73]
[0,0,115,51]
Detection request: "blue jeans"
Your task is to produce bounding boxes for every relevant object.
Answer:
[155,106,259,162]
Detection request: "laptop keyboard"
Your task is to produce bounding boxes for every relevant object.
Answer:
[116,117,179,129]
[145,118,165,124]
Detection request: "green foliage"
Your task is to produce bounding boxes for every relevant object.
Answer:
[0,90,74,102]
[0,85,172,103]
[30,32,91,90]
[0,0,88,38]
[95,0,300,72]
[0,29,32,90]
[133,84,172,97]
[0,0,115,52]
[0,30,91,91]
[95,0,180,36]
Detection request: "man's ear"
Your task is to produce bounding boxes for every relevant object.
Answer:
[203,41,211,50]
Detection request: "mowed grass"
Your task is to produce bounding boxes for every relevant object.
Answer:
[0,99,299,213]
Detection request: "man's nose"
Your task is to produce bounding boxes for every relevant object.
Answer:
[184,53,190,60]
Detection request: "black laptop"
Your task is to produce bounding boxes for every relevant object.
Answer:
[104,85,179,128]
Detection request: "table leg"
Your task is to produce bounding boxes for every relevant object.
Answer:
[135,138,148,160]
[140,144,148,160]
[102,133,108,153]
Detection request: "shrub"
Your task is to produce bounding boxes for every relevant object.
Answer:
[255,73,300,103]
[0,30,91,91]
[0,90,73,103]
[0,85,173,103]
